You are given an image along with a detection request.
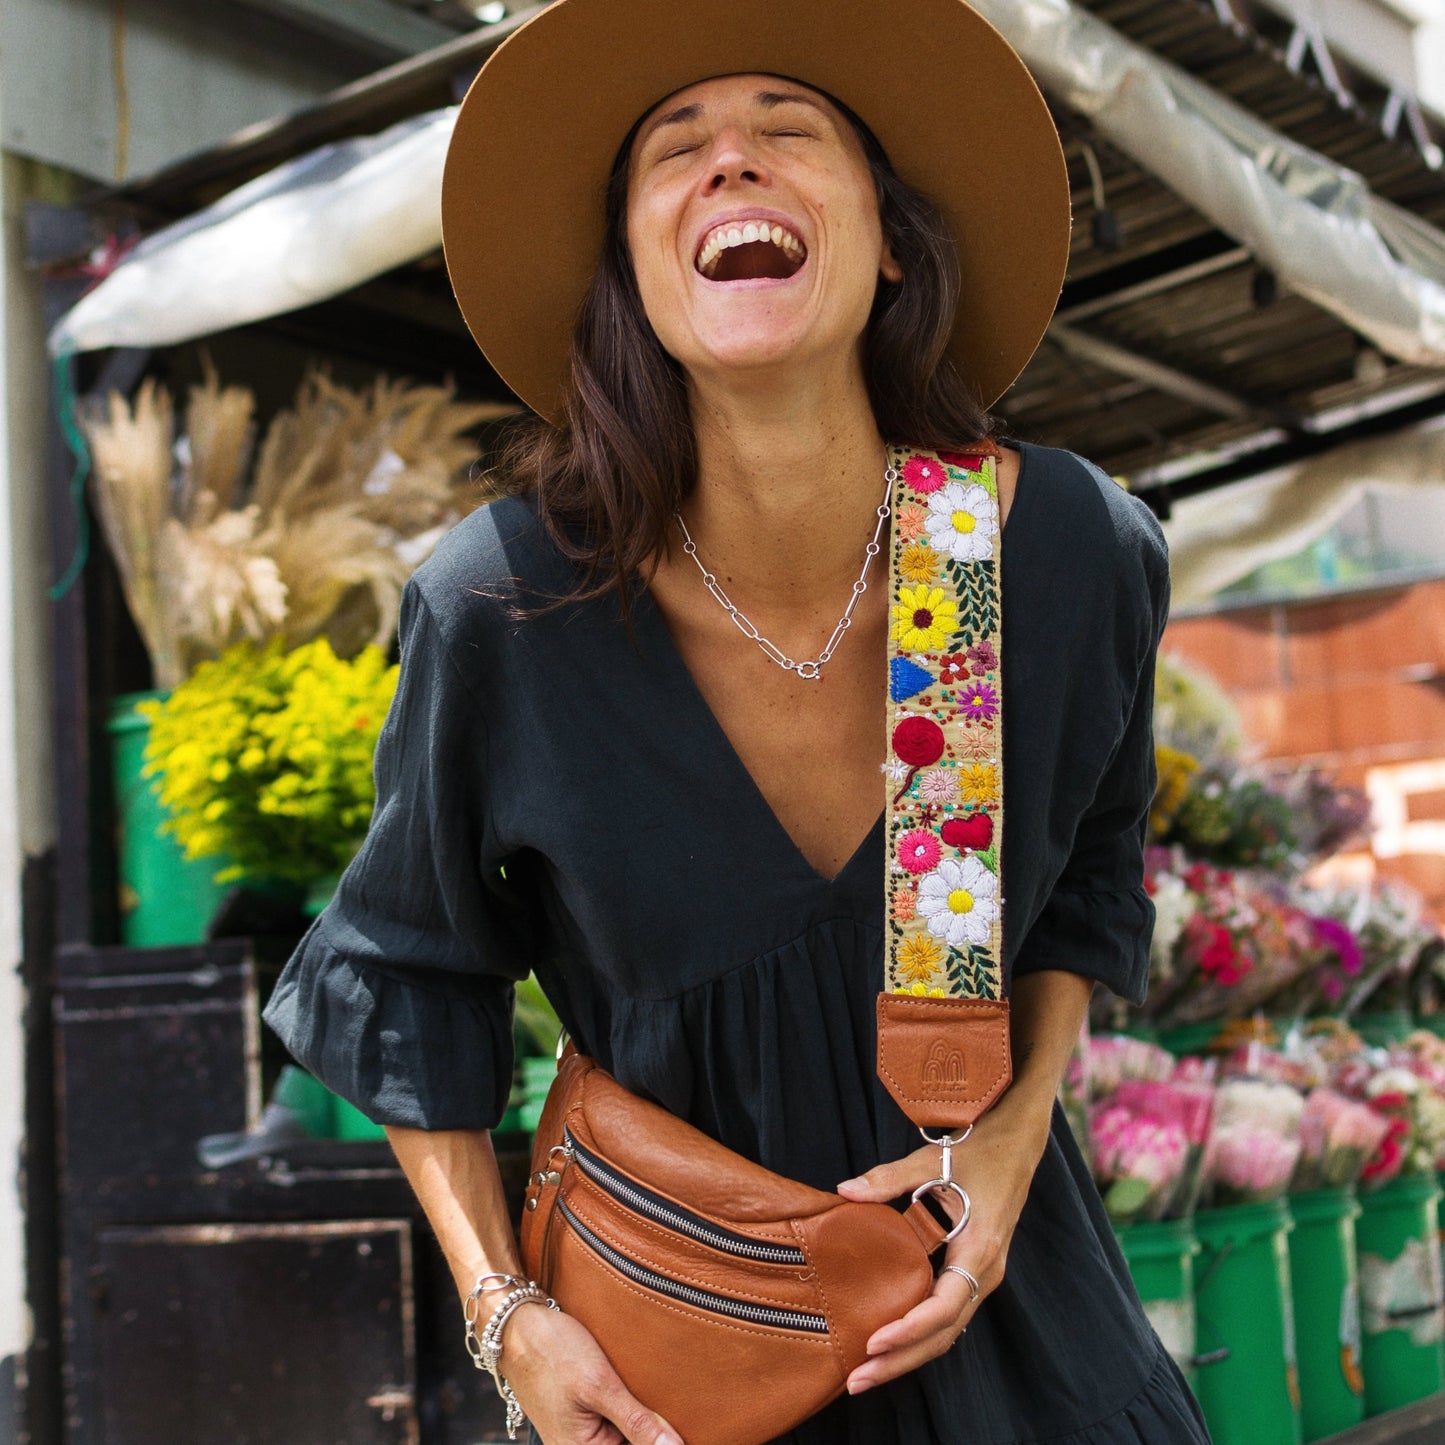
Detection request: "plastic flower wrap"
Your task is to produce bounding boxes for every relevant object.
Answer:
[1161,768,1299,873]
[1293,1088,1393,1191]
[1203,1078,1304,1206]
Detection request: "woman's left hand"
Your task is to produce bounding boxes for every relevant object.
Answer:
[835,1095,1050,1394]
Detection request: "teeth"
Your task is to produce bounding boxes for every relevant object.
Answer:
[695,219,807,276]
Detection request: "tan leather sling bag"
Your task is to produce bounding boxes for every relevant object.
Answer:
[520,444,1011,1445]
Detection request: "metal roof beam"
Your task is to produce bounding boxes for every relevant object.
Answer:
[1048,323,1258,420]
[229,0,460,61]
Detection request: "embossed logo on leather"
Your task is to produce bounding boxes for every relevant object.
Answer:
[922,1040,967,1092]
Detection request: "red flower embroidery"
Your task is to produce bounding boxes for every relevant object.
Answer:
[897,829,942,875]
[938,654,969,687]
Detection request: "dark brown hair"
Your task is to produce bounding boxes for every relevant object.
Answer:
[493,90,992,612]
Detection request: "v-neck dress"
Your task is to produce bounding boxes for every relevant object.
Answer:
[263,440,1212,1444]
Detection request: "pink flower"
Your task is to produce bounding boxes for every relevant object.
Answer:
[967,640,997,675]
[903,455,947,495]
[897,829,941,875]
[918,768,958,806]
[897,503,928,542]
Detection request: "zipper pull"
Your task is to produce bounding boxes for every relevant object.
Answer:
[526,1142,574,1208]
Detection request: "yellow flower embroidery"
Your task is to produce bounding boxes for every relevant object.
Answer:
[898,543,939,586]
[896,932,946,985]
[959,762,1000,806]
[891,585,957,652]
[904,982,947,997]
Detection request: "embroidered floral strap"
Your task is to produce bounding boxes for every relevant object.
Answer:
[884,442,1005,1003]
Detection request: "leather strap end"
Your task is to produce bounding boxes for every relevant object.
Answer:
[875,994,1012,1129]
[902,1198,951,1256]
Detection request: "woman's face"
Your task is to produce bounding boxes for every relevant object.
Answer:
[624,73,902,388]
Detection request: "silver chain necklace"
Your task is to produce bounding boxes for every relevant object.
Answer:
[675,460,899,682]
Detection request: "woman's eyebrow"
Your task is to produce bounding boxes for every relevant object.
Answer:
[637,102,705,146]
[755,90,828,114]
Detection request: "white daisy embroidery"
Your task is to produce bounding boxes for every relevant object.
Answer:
[924,481,996,564]
[917,855,1001,949]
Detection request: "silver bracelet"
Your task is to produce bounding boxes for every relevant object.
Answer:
[463,1274,559,1440]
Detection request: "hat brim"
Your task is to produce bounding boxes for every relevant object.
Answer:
[442,0,1071,424]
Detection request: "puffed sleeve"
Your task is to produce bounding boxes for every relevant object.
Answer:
[1011,494,1171,1005]
[261,579,534,1130]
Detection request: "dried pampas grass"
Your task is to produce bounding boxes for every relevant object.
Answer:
[83,361,513,688]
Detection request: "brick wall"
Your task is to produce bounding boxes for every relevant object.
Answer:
[1162,576,1445,923]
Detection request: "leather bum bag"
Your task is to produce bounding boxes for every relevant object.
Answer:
[520,444,1013,1445]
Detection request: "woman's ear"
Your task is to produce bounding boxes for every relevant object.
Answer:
[880,246,904,284]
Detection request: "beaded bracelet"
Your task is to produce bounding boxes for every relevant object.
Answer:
[463,1273,560,1440]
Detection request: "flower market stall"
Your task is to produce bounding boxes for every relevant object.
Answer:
[1081,655,1445,1444]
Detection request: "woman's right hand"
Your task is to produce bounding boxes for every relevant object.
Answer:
[502,1302,684,1444]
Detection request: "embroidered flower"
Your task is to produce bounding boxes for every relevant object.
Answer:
[918,856,1001,948]
[918,768,958,806]
[938,654,969,687]
[882,757,911,783]
[959,762,1000,806]
[903,455,947,495]
[967,640,997,675]
[924,481,996,563]
[897,828,942,875]
[892,886,917,924]
[957,681,999,723]
[896,933,946,985]
[891,585,957,652]
[955,730,996,762]
[896,502,929,542]
[907,982,948,997]
[898,542,939,586]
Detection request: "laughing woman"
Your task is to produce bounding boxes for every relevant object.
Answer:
[263,1,1212,1441]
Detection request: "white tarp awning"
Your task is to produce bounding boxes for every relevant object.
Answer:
[1161,417,1445,605]
[49,0,1445,372]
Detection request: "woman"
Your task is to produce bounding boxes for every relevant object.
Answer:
[264,1,1212,1441]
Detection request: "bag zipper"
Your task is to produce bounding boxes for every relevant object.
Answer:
[557,1196,828,1334]
[563,1128,807,1266]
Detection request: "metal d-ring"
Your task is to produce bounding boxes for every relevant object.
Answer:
[914,1124,975,1243]
[912,1177,972,1242]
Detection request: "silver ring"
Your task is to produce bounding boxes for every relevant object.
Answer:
[943,1264,981,1304]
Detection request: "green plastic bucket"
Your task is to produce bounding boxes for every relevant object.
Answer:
[1356,1173,1445,1416]
[331,1095,387,1141]
[1193,1197,1302,1445]
[1115,1217,1200,1387]
[108,691,230,946]
[1157,1020,1226,1058]
[1289,1186,1365,1441]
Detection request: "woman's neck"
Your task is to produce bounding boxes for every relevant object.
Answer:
[679,364,889,605]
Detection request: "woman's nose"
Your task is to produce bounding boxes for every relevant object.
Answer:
[703,132,766,192]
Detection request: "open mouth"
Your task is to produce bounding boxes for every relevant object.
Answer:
[695,220,807,282]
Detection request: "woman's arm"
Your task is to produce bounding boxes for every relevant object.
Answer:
[385,1125,684,1445]
[836,968,1092,1393]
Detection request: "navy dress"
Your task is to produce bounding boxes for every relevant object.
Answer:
[263,440,1212,1444]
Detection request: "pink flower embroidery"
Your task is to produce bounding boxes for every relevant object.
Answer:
[903,455,946,495]
[896,502,929,541]
[897,829,942,875]
[958,681,999,722]
[967,640,997,675]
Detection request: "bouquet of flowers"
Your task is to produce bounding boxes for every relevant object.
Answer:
[1086,1039,1216,1222]
[1292,1088,1393,1191]
[1202,1078,1304,1207]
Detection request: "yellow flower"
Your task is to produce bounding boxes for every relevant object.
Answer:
[898,543,939,586]
[1150,744,1200,836]
[891,585,958,652]
[896,932,946,985]
[958,762,999,806]
[899,982,947,997]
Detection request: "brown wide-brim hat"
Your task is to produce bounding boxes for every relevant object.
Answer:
[442,0,1071,424]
